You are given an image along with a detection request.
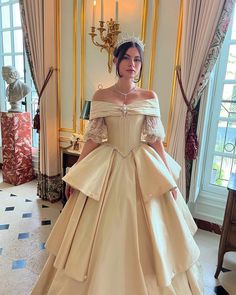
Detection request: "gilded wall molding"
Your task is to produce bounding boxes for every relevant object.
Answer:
[140,0,148,88]
[166,0,183,148]
[141,0,148,44]
[59,0,77,132]
[73,0,78,132]
[80,0,86,134]
[57,0,62,130]
[148,0,159,90]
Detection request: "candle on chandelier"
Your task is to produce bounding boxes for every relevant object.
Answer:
[101,0,104,21]
[115,0,118,22]
[92,0,96,27]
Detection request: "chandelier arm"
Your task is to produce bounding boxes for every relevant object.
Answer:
[89,34,106,49]
[93,39,106,49]
[97,29,107,43]
[89,19,121,73]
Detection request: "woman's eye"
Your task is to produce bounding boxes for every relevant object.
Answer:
[134,58,141,62]
[123,56,129,60]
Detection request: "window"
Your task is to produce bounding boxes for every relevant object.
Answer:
[202,4,236,196]
[0,0,38,147]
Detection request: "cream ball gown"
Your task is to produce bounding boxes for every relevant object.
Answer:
[31,98,203,295]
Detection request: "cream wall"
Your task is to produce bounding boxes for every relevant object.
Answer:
[59,0,181,146]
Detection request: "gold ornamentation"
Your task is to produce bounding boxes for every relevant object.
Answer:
[89,19,121,73]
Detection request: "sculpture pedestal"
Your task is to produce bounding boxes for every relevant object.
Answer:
[1,112,34,185]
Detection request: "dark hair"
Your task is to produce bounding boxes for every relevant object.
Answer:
[113,42,143,83]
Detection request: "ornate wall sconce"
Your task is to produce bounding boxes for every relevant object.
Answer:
[89,1,121,73]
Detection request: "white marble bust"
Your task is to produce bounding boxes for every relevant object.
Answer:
[2,66,31,113]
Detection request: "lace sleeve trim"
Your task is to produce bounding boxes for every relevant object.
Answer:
[142,115,166,143]
[83,117,107,144]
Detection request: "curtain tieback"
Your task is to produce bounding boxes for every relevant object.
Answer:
[33,67,56,133]
[175,65,199,160]
[175,65,192,112]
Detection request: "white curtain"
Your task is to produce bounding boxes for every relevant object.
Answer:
[168,0,229,200]
[20,0,61,202]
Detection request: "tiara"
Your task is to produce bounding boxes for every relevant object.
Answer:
[115,34,145,51]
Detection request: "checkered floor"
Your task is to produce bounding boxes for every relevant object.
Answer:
[0,179,235,294]
[0,181,62,295]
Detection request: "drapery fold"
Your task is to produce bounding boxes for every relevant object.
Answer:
[168,0,235,201]
[19,0,61,202]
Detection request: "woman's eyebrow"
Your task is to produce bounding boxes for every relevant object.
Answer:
[124,54,141,58]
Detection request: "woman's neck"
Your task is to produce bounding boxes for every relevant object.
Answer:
[115,79,136,93]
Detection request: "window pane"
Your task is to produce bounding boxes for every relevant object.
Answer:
[221,156,234,183]
[221,84,236,118]
[211,155,234,187]
[31,82,39,147]
[222,84,236,101]
[12,3,21,27]
[3,55,12,65]
[232,8,236,40]
[215,121,227,153]
[15,54,24,78]
[2,31,12,53]
[233,158,236,174]
[225,45,236,80]
[32,129,39,147]
[1,0,10,3]
[1,5,10,28]
[220,101,236,119]
[225,122,236,154]
[14,29,23,52]
[215,121,236,154]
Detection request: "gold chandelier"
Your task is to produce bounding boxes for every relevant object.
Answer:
[89,1,121,73]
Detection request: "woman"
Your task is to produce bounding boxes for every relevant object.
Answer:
[31,37,203,295]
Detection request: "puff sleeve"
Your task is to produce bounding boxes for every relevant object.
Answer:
[83,117,108,144]
[142,115,166,143]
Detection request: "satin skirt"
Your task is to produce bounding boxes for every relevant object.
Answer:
[31,144,203,295]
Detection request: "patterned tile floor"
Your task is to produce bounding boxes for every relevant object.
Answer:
[0,175,235,294]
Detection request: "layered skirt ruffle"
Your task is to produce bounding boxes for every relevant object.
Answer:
[31,143,203,295]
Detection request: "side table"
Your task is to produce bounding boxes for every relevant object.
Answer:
[62,148,80,204]
[214,173,236,278]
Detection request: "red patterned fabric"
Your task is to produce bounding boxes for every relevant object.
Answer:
[1,112,34,185]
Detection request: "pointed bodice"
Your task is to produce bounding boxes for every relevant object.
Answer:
[90,98,161,156]
[105,115,144,156]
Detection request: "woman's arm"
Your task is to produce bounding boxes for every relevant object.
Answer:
[149,140,171,172]
[75,139,100,164]
[149,140,178,200]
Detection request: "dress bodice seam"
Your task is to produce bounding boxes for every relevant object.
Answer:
[103,142,145,158]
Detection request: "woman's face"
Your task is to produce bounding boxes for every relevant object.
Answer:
[116,47,142,79]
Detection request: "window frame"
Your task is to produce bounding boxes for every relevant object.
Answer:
[0,0,38,148]
[201,6,236,199]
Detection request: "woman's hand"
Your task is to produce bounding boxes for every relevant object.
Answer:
[65,184,74,200]
[171,187,178,200]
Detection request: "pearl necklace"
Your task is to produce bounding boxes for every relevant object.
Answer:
[114,84,136,115]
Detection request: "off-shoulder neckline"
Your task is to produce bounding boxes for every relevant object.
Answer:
[92,97,157,107]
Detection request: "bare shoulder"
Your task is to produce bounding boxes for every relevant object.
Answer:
[92,89,106,101]
[138,88,158,100]
[92,87,113,101]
